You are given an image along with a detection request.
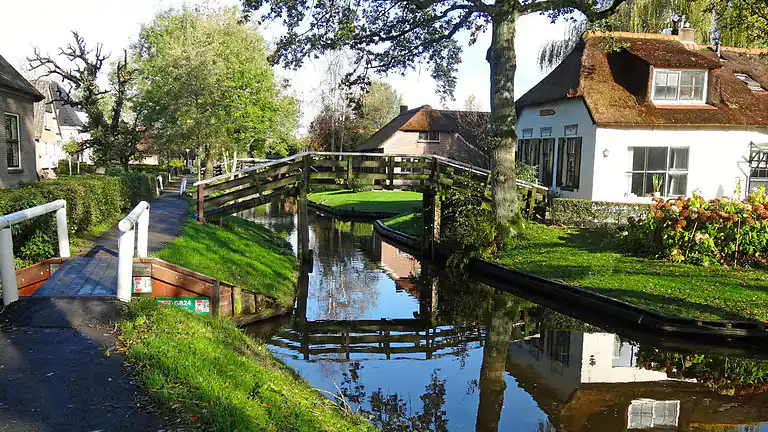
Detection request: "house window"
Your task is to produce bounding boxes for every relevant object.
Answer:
[557,137,582,190]
[418,131,440,142]
[540,127,552,137]
[628,147,689,197]
[517,138,555,187]
[652,69,707,104]
[5,113,21,170]
[735,73,766,92]
[628,399,680,429]
[521,128,533,139]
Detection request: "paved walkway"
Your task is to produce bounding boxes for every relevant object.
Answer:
[86,192,190,258]
[0,193,191,431]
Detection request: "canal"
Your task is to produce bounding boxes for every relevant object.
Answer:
[241,202,768,432]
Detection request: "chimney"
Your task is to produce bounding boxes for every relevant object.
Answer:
[679,27,695,44]
[399,105,408,114]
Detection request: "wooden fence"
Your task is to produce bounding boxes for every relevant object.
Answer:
[193,152,549,222]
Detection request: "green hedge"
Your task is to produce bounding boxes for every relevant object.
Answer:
[0,174,157,268]
[56,160,170,177]
[551,198,651,228]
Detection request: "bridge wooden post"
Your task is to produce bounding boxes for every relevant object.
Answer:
[421,190,441,260]
[388,156,395,189]
[346,156,353,186]
[197,184,205,223]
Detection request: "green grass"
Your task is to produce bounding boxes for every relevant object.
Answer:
[119,300,375,432]
[495,223,768,322]
[382,212,423,237]
[154,217,297,306]
[308,190,422,215]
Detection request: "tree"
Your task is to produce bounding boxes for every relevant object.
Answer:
[709,0,768,48]
[244,0,629,227]
[356,81,403,131]
[28,32,142,166]
[133,6,300,178]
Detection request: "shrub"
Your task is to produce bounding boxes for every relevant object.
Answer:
[551,198,651,228]
[348,177,374,192]
[516,162,539,185]
[0,174,157,267]
[624,190,768,266]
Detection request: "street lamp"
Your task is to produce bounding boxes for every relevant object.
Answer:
[185,149,190,167]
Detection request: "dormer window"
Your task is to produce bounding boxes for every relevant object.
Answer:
[735,73,766,92]
[418,131,440,143]
[652,69,707,105]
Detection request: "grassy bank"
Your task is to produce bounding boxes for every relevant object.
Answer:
[382,212,423,237]
[496,223,768,322]
[308,190,421,215]
[154,217,297,306]
[119,300,374,432]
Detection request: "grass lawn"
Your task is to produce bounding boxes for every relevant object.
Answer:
[119,300,374,432]
[154,217,297,306]
[382,212,423,237]
[308,190,422,215]
[496,223,768,322]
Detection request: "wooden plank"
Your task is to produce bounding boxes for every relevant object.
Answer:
[152,264,214,297]
[310,159,346,168]
[204,174,254,195]
[353,160,388,168]
[309,172,347,180]
[392,173,430,181]
[33,260,74,296]
[63,257,100,294]
[43,258,91,296]
[261,175,301,192]
[92,257,118,296]
[394,161,431,170]
[77,258,110,296]
[256,161,304,178]
[355,173,389,180]
[205,184,262,209]
[16,262,51,290]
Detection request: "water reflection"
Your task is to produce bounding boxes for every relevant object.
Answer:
[241,202,768,432]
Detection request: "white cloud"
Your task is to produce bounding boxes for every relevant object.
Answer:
[1,1,571,131]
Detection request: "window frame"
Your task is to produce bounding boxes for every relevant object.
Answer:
[556,136,582,191]
[5,113,22,170]
[418,131,440,143]
[651,68,708,105]
[627,146,689,198]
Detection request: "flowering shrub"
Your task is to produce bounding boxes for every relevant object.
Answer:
[624,189,768,266]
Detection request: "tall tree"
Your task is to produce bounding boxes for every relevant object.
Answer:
[355,81,403,131]
[28,32,142,166]
[244,0,629,227]
[133,6,300,178]
[709,0,768,47]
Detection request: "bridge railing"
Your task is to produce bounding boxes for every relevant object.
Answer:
[116,201,150,302]
[193,152,549,222]
[0,200,70,305]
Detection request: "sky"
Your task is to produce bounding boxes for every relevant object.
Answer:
[0,0,571,131]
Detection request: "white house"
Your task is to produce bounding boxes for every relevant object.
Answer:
[515,30,768,202]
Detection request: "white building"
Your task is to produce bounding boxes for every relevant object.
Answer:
[515,30,768,202]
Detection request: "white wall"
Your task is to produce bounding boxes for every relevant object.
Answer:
[593,127,768,202]
[579,333,670,384]
[516,99,597,199]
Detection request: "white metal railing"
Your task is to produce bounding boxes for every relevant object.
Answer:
[156,175,164,195]
[116,201,150,302]
[0,200,70,305]
[179,178,187,196]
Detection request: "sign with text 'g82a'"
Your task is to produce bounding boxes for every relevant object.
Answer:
[156,297,210,315]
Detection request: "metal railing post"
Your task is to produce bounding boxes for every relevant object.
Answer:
[179,178,187,196]
[156,175,163,195]
[0,228,18,305]
[136,206,150,258]
[116,228,135,302]
[55,205,70,258]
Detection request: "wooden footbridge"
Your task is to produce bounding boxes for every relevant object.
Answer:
[194,151,548,258]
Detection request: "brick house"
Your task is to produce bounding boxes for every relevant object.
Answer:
[1,54,43,187]
[359,105,490,168]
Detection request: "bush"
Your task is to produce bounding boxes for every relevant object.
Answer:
[624,190,768,266]
[551,198,651,228]
[0,174,157,267]
[56,160,170,177]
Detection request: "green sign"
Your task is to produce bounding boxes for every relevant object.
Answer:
[156,297,211,315]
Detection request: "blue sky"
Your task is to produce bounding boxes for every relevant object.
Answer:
[0,0,570,131]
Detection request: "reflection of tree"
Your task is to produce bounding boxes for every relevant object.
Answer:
[308,216,381,321]
[340,363,449,432]
[636,347,768,396]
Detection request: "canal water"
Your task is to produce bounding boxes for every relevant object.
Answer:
[241,202,768,432]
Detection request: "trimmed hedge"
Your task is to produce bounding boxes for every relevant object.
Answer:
[551,198,651,228]
[57,160,171,177]
[0,174,157,268]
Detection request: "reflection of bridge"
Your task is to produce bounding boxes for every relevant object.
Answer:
[274,320,484,361]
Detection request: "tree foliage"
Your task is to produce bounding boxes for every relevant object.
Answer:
[245,0,628,227]
[308,80,402,152]
[28,32,141,166]
[133,6,300,177]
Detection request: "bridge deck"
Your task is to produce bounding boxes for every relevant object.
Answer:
[34,257,118,297]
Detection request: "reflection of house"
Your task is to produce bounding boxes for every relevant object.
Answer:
[33,79,90,174]
[516,30,768,202]
[506,330,768,431]
[1,54,43,186]
[371,234,421,295]
[359,105,489,168]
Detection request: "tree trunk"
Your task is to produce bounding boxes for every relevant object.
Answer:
[204,144,214,179]
[488,8,519,224]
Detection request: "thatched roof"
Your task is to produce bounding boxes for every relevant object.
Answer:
[516,33,768,127]
[359,105,490,150]
[0,54,43,101]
